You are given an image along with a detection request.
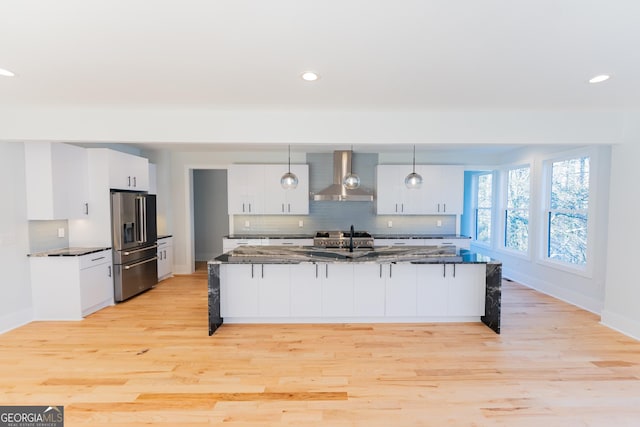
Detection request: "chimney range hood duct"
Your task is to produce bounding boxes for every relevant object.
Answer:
[313,150,374,201]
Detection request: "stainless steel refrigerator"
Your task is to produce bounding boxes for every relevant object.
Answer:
[111,191,158,301]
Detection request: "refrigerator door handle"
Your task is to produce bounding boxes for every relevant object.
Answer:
[123,244,158,256]
[124,256,159,270]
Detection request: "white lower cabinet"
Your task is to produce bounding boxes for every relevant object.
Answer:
[321,264,355,317]
[290,264,322,317]
[384,264,418,316]
[30,249,114,320]
[220,262,485,322]
[446,264,485,316]
[157,236,173,281]
[416,265,449,316]
[353,264,386,316]
[257,264,291,317]
[221,264,259,317]
[416,264,485,316]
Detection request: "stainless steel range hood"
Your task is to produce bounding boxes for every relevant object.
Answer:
[313,151,374,201]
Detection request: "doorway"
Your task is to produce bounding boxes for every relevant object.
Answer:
[193,169,229,273]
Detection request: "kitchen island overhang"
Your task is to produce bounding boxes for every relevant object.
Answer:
[208,246,501,335]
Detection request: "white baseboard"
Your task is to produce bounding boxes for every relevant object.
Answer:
[502,267,603,314]
[601,309,640,341]
[0,307,33,335]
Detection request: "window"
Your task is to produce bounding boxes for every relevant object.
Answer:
[504,166,530,252]
[547,156,589,266]
[475,173,493,244]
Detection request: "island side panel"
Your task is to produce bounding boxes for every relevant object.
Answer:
[208,262,223,335]
[481,262,502,334]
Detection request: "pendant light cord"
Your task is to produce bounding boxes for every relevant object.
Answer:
[288,145,291,173]
[413,145,416,173]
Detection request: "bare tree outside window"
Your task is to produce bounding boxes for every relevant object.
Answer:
[475,173,493,244]
[505,166,530,252]
[548,157,589,265]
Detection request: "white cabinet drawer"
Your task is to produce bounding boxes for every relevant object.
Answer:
[78,250,112,270]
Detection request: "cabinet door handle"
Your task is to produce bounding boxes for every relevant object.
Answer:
[282,203,285,212]
[133,176,137,187]
[401,204,404,213]
[288,203,291,213]
[84,203,89,215]
[325,264,328,278]
[248,203,252,213]
[91,256,105,262]
[108,265,112,277]
[395,203,398,212]
[128,176,131,187]
[261,264,264,278]
[389,263,393,278]
[315,263,318,278]
[443,264,446,278]
[443,203,446,212]
[251,264,254,278]
[379,264,382,278]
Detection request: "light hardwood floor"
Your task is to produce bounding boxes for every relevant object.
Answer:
[1,275,640,426]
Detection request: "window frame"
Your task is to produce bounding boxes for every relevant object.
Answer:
[473,171,495,248]
[501,163,532,258]
[539,149,595,277]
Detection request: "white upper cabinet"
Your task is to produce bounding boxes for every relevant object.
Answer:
[263,164,309,215]
[228,164,309,215]
[376,165,464,215]
[107,149,149,191]
[420,165,464,215]
[25,142,89,220]
[227,165,266,214]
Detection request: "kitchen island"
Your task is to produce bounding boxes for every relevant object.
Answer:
[208,245,501,335]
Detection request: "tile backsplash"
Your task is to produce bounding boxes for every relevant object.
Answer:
[29,220,69,253]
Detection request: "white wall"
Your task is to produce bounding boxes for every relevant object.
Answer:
[0,143,33,333]
[469,145,611,314]
[602,112,640,339]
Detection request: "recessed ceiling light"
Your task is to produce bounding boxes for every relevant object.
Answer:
[589,74,610,83]
[301,71,319,81]
[0,67,16,77]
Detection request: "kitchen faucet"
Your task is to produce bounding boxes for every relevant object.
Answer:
[349,224,354,252]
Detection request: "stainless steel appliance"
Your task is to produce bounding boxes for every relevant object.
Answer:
[312,151,374,201]
[313,230,374,249]
[111,191,158,301]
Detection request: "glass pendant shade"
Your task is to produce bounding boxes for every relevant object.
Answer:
[405,145,423,189]
[342,146,360,189]
[281,172,299,189]
[280,145,299,189]
[343,173,361,190]
[404,172,423,188]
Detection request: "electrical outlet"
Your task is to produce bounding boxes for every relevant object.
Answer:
[387,220,393,228]
[298,220,304,228]
[57,227,65,238]
[436,220,442,227]
[244,221,250,228]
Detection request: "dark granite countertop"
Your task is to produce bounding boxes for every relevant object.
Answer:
[29,247,112,257]
[212,245,498,265]
[373,234,471,239]
[224,234,314,239]
[158,235,173,239]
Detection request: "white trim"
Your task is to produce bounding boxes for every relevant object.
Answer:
[0,307,33,335]
[503,268,602,314]
[601,309,640,342]
[184,163,230,274]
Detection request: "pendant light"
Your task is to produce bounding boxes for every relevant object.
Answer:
[342,146,361,190]
[280,145,299,189]
[404,145,423,189]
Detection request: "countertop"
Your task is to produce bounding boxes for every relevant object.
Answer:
[29,247,112,257]
[224,234,314,239]
[158,235,173,239]
[224,234,470,239]
[213,245,497,265]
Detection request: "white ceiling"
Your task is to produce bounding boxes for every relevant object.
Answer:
[1,0,638,111]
